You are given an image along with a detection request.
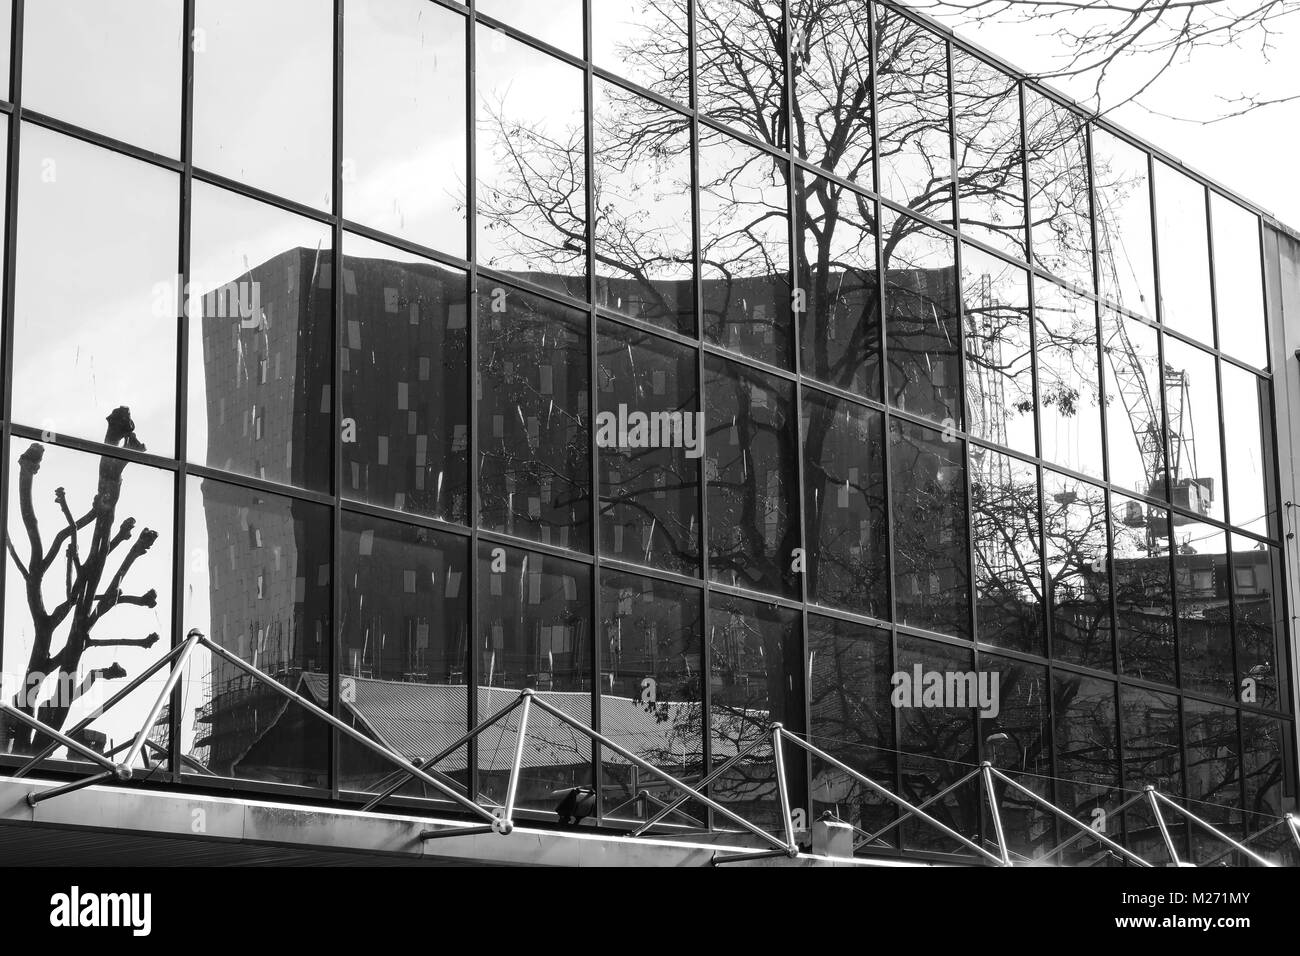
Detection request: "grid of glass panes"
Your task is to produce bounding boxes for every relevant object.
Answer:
[0,0,1291,863]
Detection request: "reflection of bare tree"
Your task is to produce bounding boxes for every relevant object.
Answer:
[5,408,161,751]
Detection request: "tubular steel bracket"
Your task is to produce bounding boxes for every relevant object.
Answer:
[1150,790,1277,867]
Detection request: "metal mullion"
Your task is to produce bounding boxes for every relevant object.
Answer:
[1102,487,1131,854]
[329,0,345,802]
[475,527,595,566]
[191,167,336,226]
[17,108,185,172]
[465,3,479,800]
[340,218,472,272]
[339,498,472,540]
[476,265,591,316]
[182,461,337,507]
[594,305,700,352]
[473,11,587,74]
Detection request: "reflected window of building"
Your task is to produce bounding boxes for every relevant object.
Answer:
[1044,470,1114,670]
[707,593,802,830]
[1154,161,1213,344]
[1221,361,1275,538]
[1052,672,1120,859]
[802,388,888,618]
[807,615,895,839]
[592,0,690,102]
[1162,336,1223,522]
[792,0,874,189]
[1035,277,1103,479]
[1232,536,1288,712]
[476,26,586,298]
[477,0,583,58]
[341,233,469,524]
[1101,309,1166,500]
[24,0,182,156]
[594,79,694,335]
[1113,492,1175,686]
[596,319,701,576]
[890,418,970,639]
[962,245,1034,455]
[972,449,1044,654]
[182,476,333,789]
[883,213,961,425]
[187,182,333,493]
[343,0,467,257]
[1025,90,1092,290]
[1211,194,1267,369]
[874,7,951,218]
[695,0,788,149]
[1092,128,1155,319]
[952,51,1025,258]
[475,542,592,814]
[337,512,470,798]
[3,440,175,760]
[598,571,704,826]
[194,0,333,211]
[1173,521,1231,700]
[704,355,800,598]
[477,283,590,552]
[796,171,881,400]
[700,126,790,367]
[12,125,179,455]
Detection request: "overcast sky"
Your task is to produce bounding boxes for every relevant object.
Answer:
[933,8,1300,230]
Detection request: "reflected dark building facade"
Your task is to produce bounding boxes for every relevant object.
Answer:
[0,0,1298,865]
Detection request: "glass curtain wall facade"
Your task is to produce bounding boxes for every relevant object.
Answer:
[0,0,1294,863]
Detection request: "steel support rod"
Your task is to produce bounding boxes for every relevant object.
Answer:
[778,729,1002,864]
[1153,791,1276,867]
[0,702,123,776]
[771,724,799,853]
[500,693,532,830]
[711,848,795,866]
[121,629,201,769]
[528,695,794,854]
[1198,816,1285,867]
[1029,790,1145,865]
[856,766,984,849]
[1288,814,1300,853]
[1146,787,1183,865]
[26,770,115,807]
[199,636,498,827]
[419,825,495,841]
[11,640,189,778]
[990,769,1152,867]
[981,763,1012,866]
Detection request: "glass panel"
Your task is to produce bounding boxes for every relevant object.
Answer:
[882,214,961,425]
[1035,278,1103,479]
[1221,362,1274,538]
[801,388,888,618]
[1232,537,1287,711]
[597,571,704,826]
[24,0,182,156]
[952,51,1025,258]
[1211,194,1267,369]
[12,125,179,454]
[1154,161,1213,343]
[596,318,701,577]
[3,441,174,759]
[478,282,590,552]
[187,181,333,492]
[477,0,583,57]
[1173,521,1231,699]
[1113,493,1175,686]
[475,542,592,815]
[591,0,690,101]
[695,0,787,149]
[1092,128,1155,318]
[1184,698,1241,862]
[972,449,1043,654]
[791,0,873,188]
[340,233,469,523]
[1024,90,1092,290]
[807,615,895,840]
[193,0,333,211]
[594,79,694,335]
[343,0,467,257]
[475,26,586,298]
[1120,685,1182,861]
[1162,336,1223,522]
[704,355,800,598]
[1052,672,1121,862]
[874,7,950,216]
[895,634,977,855]
[980,655,1053,859]
[796,171,881,400]
[890,418,970,639]
[1100,308,1165,499]
[1044,470,1113,669]
[182,476,333,788]
[962,244,1034,455]
[700,126,790,367]
[0,0,10,101]
[707,593,802,830]
[1242,714,1288,821]
[338,512,471,797]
